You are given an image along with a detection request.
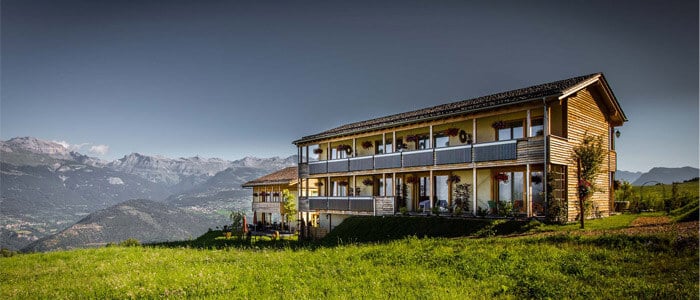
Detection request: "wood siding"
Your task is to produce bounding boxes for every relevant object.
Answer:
[563,88,614,221]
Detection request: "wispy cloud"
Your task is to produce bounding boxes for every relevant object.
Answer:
[52,140,89,152]
[52,140,109,157]
[89,144,109,156]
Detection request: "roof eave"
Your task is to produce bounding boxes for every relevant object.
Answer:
[293,95,561,145]
[558,73,628,126]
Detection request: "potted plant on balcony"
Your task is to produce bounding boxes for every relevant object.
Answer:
[336,144,353,155]
[362,178,374,186]
[338,181,349,187]
[314,181,324,187]
[253,192,259,197]
[260,191,268,197]
[447,174,461,184]
[447,128,459,137]
[272,192,280,197]
[494,173,509,183]
[361,141,373,149]
[531,174,543,184]
[313,148,323,155]
[406,176,417,184]
[492,121,506,130]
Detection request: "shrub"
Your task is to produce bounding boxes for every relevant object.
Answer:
[119,238,141,247]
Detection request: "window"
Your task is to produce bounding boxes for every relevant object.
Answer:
[531,171,545,216]
[332,180,348,196]
[497,121,524,141]
[530,118,544,137]
[497,171,525,213]
[434,135,449,148]
[419,176,429,200]
[331,148,347,159]
[385,176,394,196]
[385,140,393,153]
[375,140,384,154]
[434,175,449,204]
[417,135,430,149]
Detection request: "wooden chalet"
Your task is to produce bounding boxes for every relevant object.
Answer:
[293,73,627,233]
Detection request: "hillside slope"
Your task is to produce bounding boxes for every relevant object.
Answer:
[22,199,214,252]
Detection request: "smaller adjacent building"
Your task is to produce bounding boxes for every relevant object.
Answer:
[242,167,321,231]
[242,167,300,226]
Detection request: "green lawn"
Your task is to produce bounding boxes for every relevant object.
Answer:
[2,213,698,299]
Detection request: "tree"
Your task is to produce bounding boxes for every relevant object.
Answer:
[282,189,297,231]
[571,134,605,229]
[229,210,245,237]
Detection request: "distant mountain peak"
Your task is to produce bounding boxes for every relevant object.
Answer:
[2,136,71,157]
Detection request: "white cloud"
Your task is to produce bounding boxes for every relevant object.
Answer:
[52,140,89,152]
[51,140,109,156]
[89,144,110,156]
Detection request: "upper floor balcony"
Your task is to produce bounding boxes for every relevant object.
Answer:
[301,137,543,176]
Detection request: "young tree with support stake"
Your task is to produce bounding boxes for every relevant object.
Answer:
[282,189,297,232]
[572,134,605,229]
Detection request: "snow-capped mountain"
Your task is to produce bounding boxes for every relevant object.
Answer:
[0,137,73,159]
[107,153,233,188]
[0,136,297,251]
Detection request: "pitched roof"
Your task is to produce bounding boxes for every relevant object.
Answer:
[241,166,298,188]
[294,73,623,144]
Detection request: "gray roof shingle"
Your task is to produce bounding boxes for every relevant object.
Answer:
[294,73,603,144]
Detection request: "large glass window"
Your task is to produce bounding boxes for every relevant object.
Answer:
[530,118,544,137]
[497,171,525,213]
[531,171,545,216]
[497,121,524,141]
[385,176,394,196]
[434,135,449,148]
[434,175,449,209]
[331,147,347,159]
[417,136,430,149]
[332,180,348,196]
[419,176,429,201]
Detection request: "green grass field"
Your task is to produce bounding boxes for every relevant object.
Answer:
[1,211,698,299]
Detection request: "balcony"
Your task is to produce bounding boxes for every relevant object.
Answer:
[435,144,471,165]
[303,196,388,215]
[303,139,536,175]
[473,140,517,162]
[252,201,282,214]
[402,149,434,167]
[374,153,401,169]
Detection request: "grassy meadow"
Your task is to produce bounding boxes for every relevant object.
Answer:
[2,211,698,299]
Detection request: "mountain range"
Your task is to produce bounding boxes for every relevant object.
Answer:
[2,137,697,252]
[0,137,296,251]
[23,199,213,252]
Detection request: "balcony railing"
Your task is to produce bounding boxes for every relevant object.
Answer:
[252,202,282,213]
[306,196,374,212]
[306,139,524,175]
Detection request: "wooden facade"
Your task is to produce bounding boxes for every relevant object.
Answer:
[293,73,627,224]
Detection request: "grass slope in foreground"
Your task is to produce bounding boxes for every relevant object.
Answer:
[2,213,698,299]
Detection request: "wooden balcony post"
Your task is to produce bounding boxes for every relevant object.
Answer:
[429,125,433,149]
[526,164,531,216]
[429,169,434,207]
[527,109,531,137]
[472,167,477,215]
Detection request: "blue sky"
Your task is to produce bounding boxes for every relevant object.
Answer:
[1,0,697,172]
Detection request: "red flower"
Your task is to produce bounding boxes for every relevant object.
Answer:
[447,128,459,137]
[494,173,509,182]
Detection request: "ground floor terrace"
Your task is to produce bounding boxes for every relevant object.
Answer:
[297,164,570,225]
